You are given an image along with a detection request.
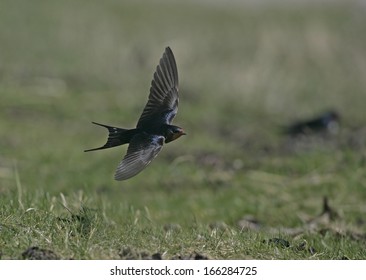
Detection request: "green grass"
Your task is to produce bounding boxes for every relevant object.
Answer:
[1,0,366,259]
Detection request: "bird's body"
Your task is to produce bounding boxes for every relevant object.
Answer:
[85,47,185,180]
[284,110,340,136]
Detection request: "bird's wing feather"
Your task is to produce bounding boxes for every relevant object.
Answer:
[114,133,164,180]
[137,47,179,128]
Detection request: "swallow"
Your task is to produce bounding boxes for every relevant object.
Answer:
[85,47,185,180]
[283,110,340,136]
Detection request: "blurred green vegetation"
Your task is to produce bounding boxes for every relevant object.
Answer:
[1,0,366,259]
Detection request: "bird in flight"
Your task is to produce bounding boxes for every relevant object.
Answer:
[85,47,185,180]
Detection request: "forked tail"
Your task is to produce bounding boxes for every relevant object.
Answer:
[84,122,134,152]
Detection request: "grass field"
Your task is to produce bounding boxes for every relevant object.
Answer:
[1,0,366,259]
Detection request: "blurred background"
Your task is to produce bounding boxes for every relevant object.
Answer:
[1,0,366,259]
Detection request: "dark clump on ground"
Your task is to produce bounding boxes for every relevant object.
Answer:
[265,238,290,248]
[171,252,209,260]
[118,246,154,260]
[22,246,59,260]
[118,246,209,260]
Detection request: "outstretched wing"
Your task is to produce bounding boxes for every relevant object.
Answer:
[137,47,179,128]
[114,133,164,180]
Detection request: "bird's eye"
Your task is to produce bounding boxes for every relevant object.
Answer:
[170,128,179,134]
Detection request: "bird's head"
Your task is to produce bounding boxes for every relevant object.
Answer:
[165,125,186,143]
